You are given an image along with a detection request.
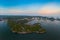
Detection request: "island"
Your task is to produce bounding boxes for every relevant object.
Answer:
[7,19,46,34]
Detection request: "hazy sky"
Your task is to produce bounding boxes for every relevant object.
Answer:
[0,0,60,17]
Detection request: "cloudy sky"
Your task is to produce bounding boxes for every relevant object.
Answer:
[0,0,60,17]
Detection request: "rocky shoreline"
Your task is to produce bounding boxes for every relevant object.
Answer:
[12,30,46,34]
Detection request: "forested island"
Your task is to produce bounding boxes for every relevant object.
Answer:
[8,19,46,34]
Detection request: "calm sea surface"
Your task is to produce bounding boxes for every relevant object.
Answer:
[0,20,60,40]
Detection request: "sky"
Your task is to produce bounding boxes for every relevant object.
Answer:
[0,0,60,17]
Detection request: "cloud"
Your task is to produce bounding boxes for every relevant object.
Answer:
[0,2,60,16]
[38,3,60,15]
[0,7,38,15]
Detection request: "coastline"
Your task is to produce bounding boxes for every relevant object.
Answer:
[12,30,46,34]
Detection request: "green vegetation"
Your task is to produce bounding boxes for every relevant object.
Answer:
[8,19,46,34]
